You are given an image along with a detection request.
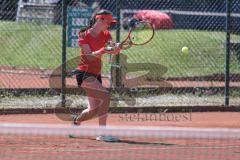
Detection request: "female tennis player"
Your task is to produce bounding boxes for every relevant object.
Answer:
[72,10,120,141]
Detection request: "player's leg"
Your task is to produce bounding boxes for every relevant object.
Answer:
[96,74,109,126]
[74,76,110,125]
[98,113,108,126]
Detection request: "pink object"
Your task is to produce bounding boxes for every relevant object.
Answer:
[134,10,174,29]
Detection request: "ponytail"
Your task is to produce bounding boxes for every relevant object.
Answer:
[79,15,96,33]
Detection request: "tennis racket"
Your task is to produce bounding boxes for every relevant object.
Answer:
[105,20,155,51]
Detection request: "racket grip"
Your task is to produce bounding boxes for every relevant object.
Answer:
[105,46,114,51]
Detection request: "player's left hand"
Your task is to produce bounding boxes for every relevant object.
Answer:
[105,43,121,55]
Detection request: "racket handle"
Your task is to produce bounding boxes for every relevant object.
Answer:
[105,46,114,51]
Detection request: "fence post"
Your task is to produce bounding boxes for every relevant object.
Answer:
[112,0,122,88]
[224,0,231,106]
[61,0,67,107]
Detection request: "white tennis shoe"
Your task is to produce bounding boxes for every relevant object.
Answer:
[96,135,120,142]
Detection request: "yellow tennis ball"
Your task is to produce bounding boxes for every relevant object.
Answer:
[181,46,189,55]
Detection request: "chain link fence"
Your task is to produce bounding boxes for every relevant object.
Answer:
[0,0,239,110]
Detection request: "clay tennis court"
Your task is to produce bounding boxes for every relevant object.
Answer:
[0,66,240,160]
[0,112,240,160]
[1,0,240,159]
[1,66,240,88]
[0,54,240,160]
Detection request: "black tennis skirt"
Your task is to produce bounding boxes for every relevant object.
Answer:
[72,70,102,87]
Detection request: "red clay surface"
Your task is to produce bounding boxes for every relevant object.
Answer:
[0,112,240,160]
[0,112,240,128]
[1,66,240,159]
[1,66,240,88]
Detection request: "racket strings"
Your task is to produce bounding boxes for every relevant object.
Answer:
[105,21,154,51]
[130,22,154,45]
